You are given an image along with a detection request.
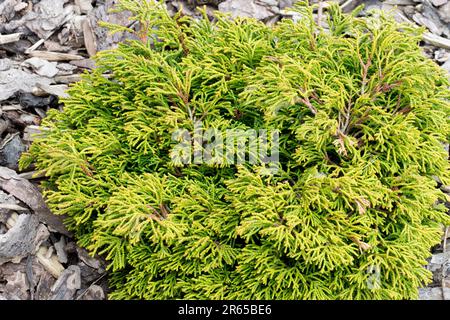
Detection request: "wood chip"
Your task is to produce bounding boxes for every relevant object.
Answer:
[0,214,50,265]
[422,32,450,50]
[25,39,45,54]
[36,246,65,279]
[23,125,40,142]
[35,83,69,98]
[0,33,21,45]
[396,12,450,50]
[18,170,46,180]
[69,59,96,69]
[340,0,359,12]
[0,167,71,236]
[50,265,81,300]
[14,2,28,12]
[54,74,82,84]
[1,105,22,111]
[82,18,97,57]
[28,51,85,61]
[0,203,28,211]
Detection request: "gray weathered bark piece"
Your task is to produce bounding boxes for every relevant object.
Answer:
[50,265,81,300]
[0,68,53,101]
[419,287,450,300]
[0,214,49,265]
[0,167,71,236]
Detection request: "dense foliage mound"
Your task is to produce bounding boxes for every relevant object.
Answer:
[20,0,450,299]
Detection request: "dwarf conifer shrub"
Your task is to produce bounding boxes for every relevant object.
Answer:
[20,0,450,299]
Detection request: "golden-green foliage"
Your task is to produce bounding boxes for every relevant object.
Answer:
[20,0,450,299]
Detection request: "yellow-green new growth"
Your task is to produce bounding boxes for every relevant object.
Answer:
[20,0,450,299]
